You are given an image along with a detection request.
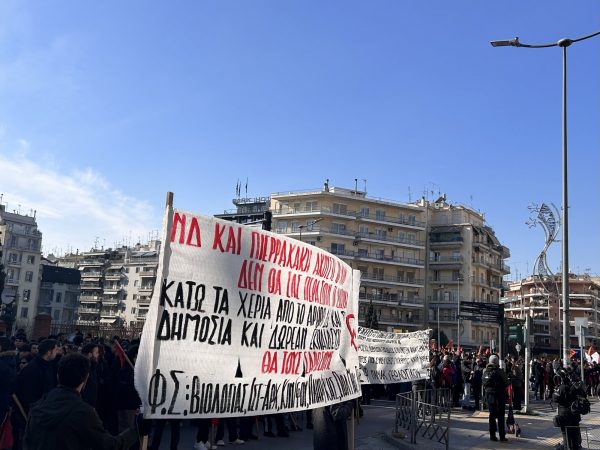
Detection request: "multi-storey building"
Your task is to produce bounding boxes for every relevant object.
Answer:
[424,197,511,348]
[37,262,81,325]
[503,275,600,354]
[271,185,427,333]
[0,205,43,332]
[215,196,272,230]
[71,242,159,327]
[269,186,511,349]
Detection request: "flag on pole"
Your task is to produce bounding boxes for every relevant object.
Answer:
[446,340,454,350]
[113,340,126,368]
[569,348,578,360]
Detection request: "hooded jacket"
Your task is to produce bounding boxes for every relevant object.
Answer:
[15,355,57,413]
[23,385,137,450]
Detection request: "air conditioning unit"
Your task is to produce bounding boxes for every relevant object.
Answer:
[317,236,322,242]
[388,227,394,232]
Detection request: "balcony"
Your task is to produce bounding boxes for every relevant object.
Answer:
[6,259,21,267]
[429,276,464,284]
[359,293,424,306]
[355,231,425,248]
[5,278,19,286]
[139,286,154,294]
[101,310,119,318]
[361,273,424,287]
[430,236,463,246]
[102,298,121,306]
[104,287,122,295]
[330,248,424,267]
[137,297,152,304]
[81,271,103,278]
[78,306,101,314]
[429,255,462,265]
[359,311,423,326]
[105,273,123,280]
[79,259,105,266]
[140,269,157,277]
[79,295,100,303]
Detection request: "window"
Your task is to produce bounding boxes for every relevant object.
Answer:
[330,243,345,255]
[26,255,35,264]
[359,225,368,236]
[22,290,31,301]
[397,271,405,282]
[373,268,384,280]
[291,221,301,232]
[28,239,37,250]
[136,267,140,273]
[375,229,387,239]
[7,268,16,282]
[408,215,416,225]
[332,203,347,215]
[306,201,318,212]
[358,248,368,257]
[407,233,416,243]
[406,272,415,283]
[21,307,28,318]
[375,209,386,221]
[293,202,301,212]
[53,309,61,321]
[331,223,346,234]
[360,206,369,218]
[25,271,33,282]
[8,253,18,263]
[55,292,62,303]
[131,308,136,314]
[374,248,385,259]
[276,221,287,233]
[134,280,138,287]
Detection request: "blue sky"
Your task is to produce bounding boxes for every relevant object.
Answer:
[0,1,598,278]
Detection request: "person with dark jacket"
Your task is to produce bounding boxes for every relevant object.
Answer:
[483,354,508,442]
[23,353,142,450]
[81,343,100,408]
[471,358,484,410]
[313,400,354,450]
[553,369,586,450]
[12,339,60,450]
[0,337,17,423]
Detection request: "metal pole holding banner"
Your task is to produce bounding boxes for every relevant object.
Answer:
[580,325,585,385]
[523,314,532,413]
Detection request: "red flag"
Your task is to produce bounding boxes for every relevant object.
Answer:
[485,347,491,356]
[446,340,454,350]
[569,349,577,360]
[588,346,595,356]
[113,340,126,368]
[458,346,463,354]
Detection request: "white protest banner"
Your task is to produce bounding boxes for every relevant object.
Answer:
[135,205,361,418]
[357,327,430,384]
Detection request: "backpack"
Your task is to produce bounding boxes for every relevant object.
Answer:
[483,369,499,390]
[571,394,590,415]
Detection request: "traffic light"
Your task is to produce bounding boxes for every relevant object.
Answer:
[507,320,524,344]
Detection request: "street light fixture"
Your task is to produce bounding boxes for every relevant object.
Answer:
[491,29,600,367]
[298,218,323,242]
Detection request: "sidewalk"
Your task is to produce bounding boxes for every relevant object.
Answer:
[386,398,600,450]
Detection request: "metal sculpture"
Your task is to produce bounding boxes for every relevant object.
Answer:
[526,203,561,296]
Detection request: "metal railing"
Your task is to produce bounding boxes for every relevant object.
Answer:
[396,388,451,449]
[546,426,600,449]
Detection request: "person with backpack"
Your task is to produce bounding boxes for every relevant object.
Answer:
[483,354,508,442]
[553,368,589,450]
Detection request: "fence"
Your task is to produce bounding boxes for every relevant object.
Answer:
[395,388,451,450]
[49,323,145,340]
[546,426,600,450]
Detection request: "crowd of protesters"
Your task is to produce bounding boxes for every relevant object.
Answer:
[0,329,317,450]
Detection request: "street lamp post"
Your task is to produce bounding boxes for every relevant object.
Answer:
[457,276,463,351]
[298,218,323,242]
[491,30,600,367]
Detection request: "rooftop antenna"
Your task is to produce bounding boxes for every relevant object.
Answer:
[17,204,21,214]
[94,236,99,250]
[408,186,412,202]
[245,178,248,197]
[362,178,367,194]
[354,178,358,194]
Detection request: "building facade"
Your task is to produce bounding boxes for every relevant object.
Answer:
[269,186,511,349]
[271,185,428,333]
[37,263,81,325]
[503,275,600,354]
[424,197,511,348]
[0,205,43,332]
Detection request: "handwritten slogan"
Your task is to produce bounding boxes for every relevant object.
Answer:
[357,328,430,384]
[135,209,361,418]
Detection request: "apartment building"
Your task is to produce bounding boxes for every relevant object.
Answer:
[73,242,159,327]
[425,197,511,348]
[0,204,43,332]
[503,275,600,353]
[37,262,81,325]
[270,185,427,333]
[215,196,272,230]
